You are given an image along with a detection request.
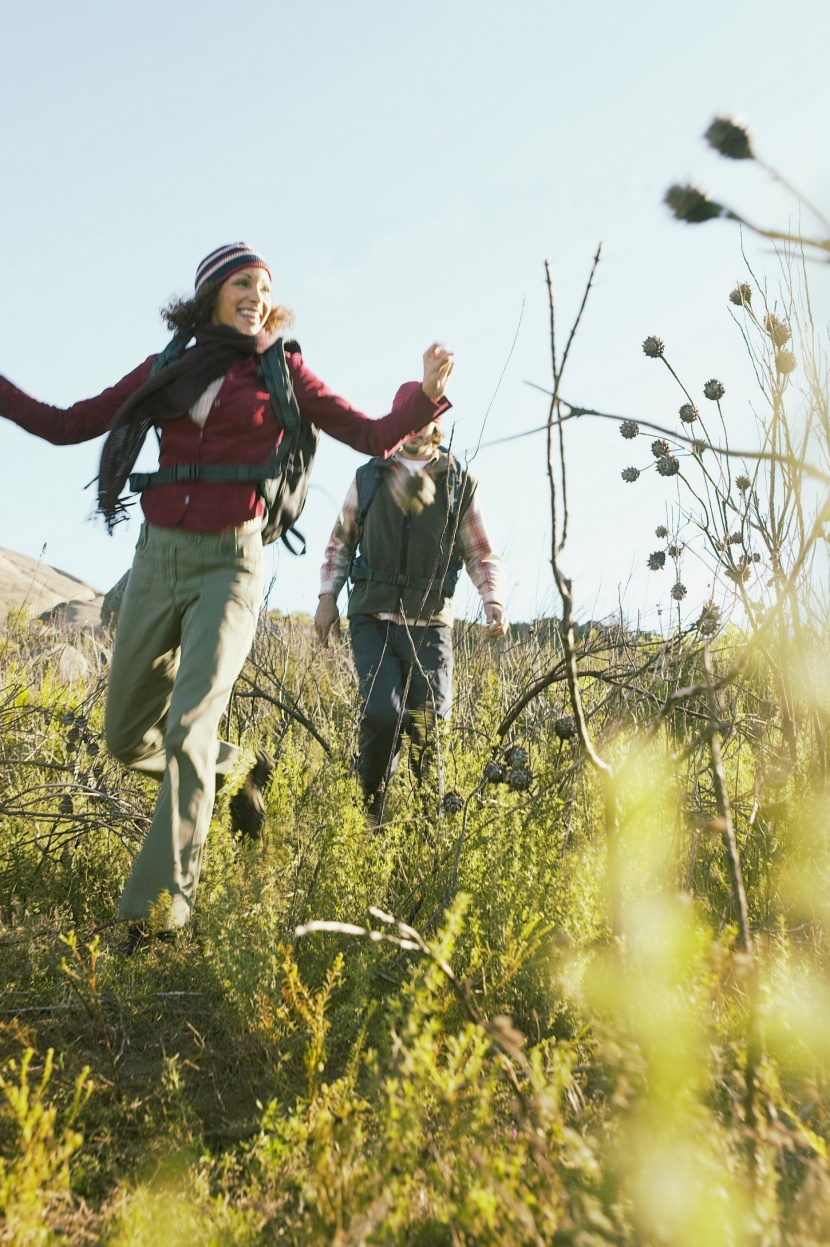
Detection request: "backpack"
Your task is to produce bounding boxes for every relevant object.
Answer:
[348,450,468,599]
[128,335,320,553]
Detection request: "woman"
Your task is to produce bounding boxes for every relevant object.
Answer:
[0,241,453,944]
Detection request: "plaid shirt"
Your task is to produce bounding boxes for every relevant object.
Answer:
[319,452,507,625]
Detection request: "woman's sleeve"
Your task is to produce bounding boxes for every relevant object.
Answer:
[0,355,155,445]
[287,351,451,458]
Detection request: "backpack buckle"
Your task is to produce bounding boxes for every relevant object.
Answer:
[171,463,199,483]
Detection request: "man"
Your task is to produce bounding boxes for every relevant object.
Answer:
[314,405,508,819]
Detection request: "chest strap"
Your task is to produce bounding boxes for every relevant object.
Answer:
[350,558,455,595]
[130,456,281,490]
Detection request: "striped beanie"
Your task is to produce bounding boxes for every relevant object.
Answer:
[194,242,271,292]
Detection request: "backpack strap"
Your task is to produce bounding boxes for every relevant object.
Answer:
[149,331,191,378]
[355,458,385,531]
[130,456,283,490]
[346,458,385,587]
[256,337,302,437]
[350,565,452,593]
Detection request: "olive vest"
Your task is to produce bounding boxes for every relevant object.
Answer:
[348,451,475,625]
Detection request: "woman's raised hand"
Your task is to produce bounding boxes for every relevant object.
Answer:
[422,343,454,401]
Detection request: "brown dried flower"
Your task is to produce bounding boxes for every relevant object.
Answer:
[705,117,754,161]
[620,420,639,439]
[643,336,665,358]
[697,601,722,637]
[656,455,680,477]
[507,767,533,792]
[775,350,797,375]
[665,184,725,223]
[764,314,791,347]
[651,438,671,458]
[483,759,507,785]
[729,283,752,307]
[703,379,725,401]
[679,404,699,424]
[648,551,667,571]
[622,467,640,483]
[671,582,687,601]
[655,525,668,539]
[735,474,751,492]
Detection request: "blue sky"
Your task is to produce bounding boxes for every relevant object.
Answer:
[1,0,827,627]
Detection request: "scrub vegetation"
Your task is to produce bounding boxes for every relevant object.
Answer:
[2,119,830,1247]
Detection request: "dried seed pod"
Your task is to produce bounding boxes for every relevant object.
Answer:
[735,474,751,492]
[705,117,754,161]
[667,544,683,559]
[764,314,791,347]
[696,601,721,637]
[703,378,725,401]
[775,350,797,375]
[651,438,671,458]
[554,715,577,741]
[671,582,687,601]
[504,745,529,769]
[621,467,641,483]
[442,790,464,815]
[620,420,640,439]
[483,759,506,784]
[655,524,668,539]
[642,336,665,358]
[507,767,532,792]
[647,551,666,571]
[679,404,699,424]
[692,440,707,457]
[656,455,680,477]
[665,184,725,223]
[729,283,752,306]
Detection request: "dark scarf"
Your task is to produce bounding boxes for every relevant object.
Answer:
[98,321,281,531]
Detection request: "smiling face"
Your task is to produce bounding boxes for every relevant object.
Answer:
[211,266,273,335]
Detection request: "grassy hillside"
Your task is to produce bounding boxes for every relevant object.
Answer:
[1,596,828,1245]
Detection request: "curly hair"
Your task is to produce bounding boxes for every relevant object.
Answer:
[160,285,294,336]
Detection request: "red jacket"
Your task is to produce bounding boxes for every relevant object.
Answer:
[0,347,449,532]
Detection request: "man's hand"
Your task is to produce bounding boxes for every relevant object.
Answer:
[315,593,340,646]
[422,343,454,401]
[485,604,508,639]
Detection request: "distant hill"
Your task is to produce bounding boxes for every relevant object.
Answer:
[0,547,104,629]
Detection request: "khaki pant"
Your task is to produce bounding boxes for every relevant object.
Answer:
[105,522,263,927]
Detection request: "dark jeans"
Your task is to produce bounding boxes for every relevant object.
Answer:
[349,614,453,800]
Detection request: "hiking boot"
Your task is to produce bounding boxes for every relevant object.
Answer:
[120,923,177,956]
[230,749,275,840]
